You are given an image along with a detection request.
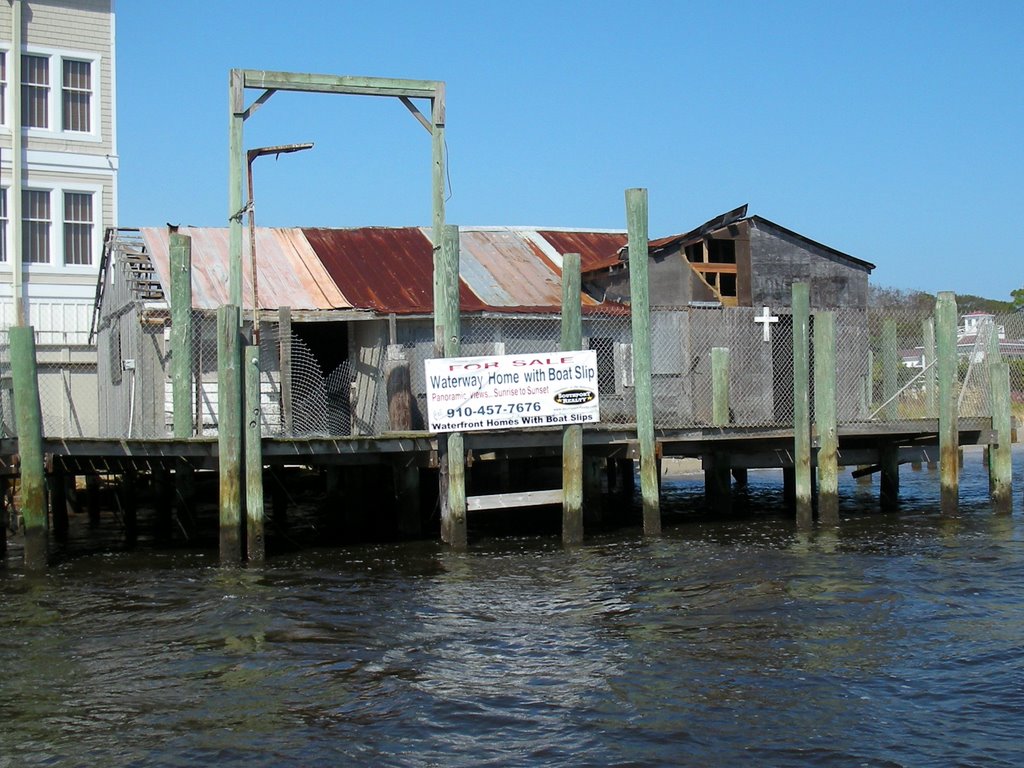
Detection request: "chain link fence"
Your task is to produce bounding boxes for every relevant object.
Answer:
[1,303,1021,440]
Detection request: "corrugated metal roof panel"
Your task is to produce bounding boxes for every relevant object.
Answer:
[536,230,628,272]
[458,229,566,308]
[141,227,350,310]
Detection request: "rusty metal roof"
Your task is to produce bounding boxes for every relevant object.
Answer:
[141,226,350,310]
[136,226,628,315]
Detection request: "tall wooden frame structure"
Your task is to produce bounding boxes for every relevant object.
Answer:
[223,70,450,559]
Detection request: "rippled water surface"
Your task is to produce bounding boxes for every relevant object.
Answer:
[2,449,1023,767]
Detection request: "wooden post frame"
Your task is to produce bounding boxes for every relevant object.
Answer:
[792,282,812,527]
[561,253,584,544]
[229,70,445,311]
[170,233,194,437]
[436,225,466,547]
[625,188,660,535]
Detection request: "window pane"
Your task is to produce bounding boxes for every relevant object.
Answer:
[23,190,50,264]
[62,59,91,132]
[64,192,93,265]
[0,188,7,263]
[21,55,48,129]
[0,52,7,125]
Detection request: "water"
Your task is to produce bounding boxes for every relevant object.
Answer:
[2,449,1023,767]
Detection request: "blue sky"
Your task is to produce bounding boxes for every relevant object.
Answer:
[116,1,1023,300]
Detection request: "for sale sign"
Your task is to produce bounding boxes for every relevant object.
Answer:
[425,350,601,433]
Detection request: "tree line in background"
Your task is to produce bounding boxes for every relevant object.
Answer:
[869,284,1024,315]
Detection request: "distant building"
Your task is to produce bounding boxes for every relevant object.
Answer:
[0,0,116,435]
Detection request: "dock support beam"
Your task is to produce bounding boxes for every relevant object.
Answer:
[217,304,244,562]
[436,225,466,548]
[245,345,265,562]
[626,188,660,535]
[814,312,839,525]
[11,326,47,568]
[170,232,195,537]
[561,252,584,544]
[936,292,959,512]
[989,360,1013,512]
[792,282,812,527]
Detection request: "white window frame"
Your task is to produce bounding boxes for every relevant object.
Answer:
[0,44,101,142]
[0,180,103,272]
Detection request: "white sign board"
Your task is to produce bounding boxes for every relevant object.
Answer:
[425,350,601,433]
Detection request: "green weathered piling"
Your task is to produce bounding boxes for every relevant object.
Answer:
[217,304,243,562]
[989,360,1013,512]
[228,70,245,309]
[244,345,265,562]
[882,319,899,421]
[792,282,812,527]
[923,317,936,417]
[561,252,584,544]
[936,292,959,512]
[626,188,660,535]
[436,225,466,548]
[813,312,839,525]
[10,326,47,568]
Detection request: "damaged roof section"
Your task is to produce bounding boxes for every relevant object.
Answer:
[130,226,630,315]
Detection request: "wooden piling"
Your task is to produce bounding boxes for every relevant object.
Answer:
[791,282,812,527]
[626,188,660,535]
[560,252,585,544]
[170,232,196,536]
[217,304,244,562]
[880,444,900,510]
[244,344,265,562]
[153,466,172,543]
[436,225,466,548]
[395,463,421,537]
[813,311,839,525]
[10,326,47,568]
[989,360,1013,512]
[936,292,959,512]
[882,319,899,421]
[50,466,68,544]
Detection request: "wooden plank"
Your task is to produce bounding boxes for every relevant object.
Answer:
[10,326,47,569]
[561,252,583,545]
[711,347,730,427]
[228,72,245,308]
[240,70,440,99]
[468,489,564,512]
[936,292,959,512]
[792,282,812,527]
[882,319,898,420]
[626,188,660,535]
[813,312,839,525]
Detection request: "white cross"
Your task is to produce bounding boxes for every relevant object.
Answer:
[754,306,779,342]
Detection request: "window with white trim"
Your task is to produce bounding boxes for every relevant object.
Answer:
[0,52,7,125]
[0,188,7,263]
[23,189,51,263]
[63,191,93,265]
[62,59,91,132]
[8,49,99,136]
[22,54,49,129]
